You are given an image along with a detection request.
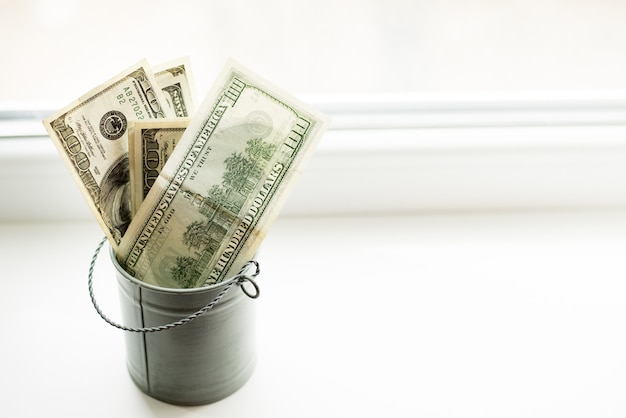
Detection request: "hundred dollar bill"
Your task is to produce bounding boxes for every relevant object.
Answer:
[117,59,329,288]
[128,118,190,215]
[43,60,174,247]
[154,57,196,117]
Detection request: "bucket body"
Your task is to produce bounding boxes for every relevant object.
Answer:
[111,249,256,405]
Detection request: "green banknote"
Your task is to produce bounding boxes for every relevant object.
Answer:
[43,60,174,247]
[117,59,329,288]
[128,118,190,215]
[154,56,196,117]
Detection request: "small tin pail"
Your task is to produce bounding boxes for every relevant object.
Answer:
[87,238,260,406]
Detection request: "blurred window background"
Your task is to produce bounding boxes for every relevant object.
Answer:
[3,0,626,219]
[1,0,626,104]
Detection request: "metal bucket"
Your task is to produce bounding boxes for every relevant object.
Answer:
[88,238,259,406]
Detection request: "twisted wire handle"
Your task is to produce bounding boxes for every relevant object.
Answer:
[87,236,260,333]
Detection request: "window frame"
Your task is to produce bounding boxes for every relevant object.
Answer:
[2,92,626,221]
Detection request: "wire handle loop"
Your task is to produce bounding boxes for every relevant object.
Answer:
[88,236,260,333]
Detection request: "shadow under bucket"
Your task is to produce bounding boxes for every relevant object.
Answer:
[89,239,259,406]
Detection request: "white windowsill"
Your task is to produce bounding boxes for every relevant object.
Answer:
[3,210,626,417]
[4,93,626,416]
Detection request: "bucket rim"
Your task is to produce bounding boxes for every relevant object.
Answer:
[108,246,246,295]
